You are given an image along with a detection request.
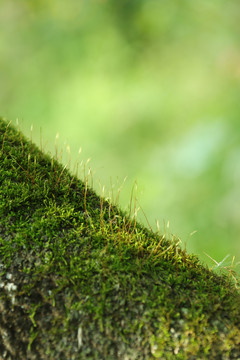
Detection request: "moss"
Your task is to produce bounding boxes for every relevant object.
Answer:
[0,117,240,359]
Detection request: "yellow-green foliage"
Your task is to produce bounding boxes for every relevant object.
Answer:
[0,118,240,359]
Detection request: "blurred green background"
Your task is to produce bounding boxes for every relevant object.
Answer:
[1,0,240,270]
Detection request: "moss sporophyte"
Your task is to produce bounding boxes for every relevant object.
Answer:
[0,117,240,359]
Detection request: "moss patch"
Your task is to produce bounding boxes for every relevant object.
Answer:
[0,118,240,359]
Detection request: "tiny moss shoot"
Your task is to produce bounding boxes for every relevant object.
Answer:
[0,117,240,359]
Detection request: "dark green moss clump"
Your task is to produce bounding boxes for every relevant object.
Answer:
[0,118,240,359]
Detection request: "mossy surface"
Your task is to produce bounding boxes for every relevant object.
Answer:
[0,118,240,359]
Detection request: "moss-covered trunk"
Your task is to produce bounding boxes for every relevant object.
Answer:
[0,118,240,359]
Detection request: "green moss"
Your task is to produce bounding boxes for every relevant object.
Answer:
[0,117,240,359]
